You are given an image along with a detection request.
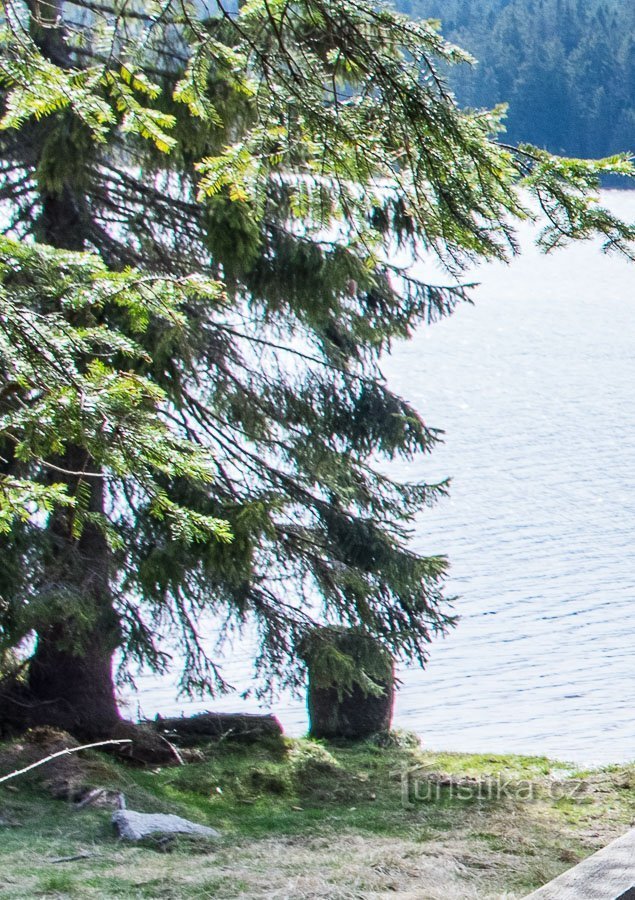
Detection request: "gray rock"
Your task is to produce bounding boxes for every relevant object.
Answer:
[112,809,219,842]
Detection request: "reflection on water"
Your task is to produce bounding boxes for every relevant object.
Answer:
[134,191,635,766]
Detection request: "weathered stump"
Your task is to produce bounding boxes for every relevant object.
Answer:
[301,628,394,740]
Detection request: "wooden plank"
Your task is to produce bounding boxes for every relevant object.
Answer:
[524,828,635,899]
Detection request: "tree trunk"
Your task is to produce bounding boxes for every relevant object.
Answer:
[306,677,394,740]
[23,216,122,734]
[28,126,122,735]
[0,0,128,743]
[0,185,122,738]
[27,624,121,738]
[301,627,395,741]
[26,448,123,738]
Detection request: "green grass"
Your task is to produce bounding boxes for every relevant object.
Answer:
[1,733,635,898]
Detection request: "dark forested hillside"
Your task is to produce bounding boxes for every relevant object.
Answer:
[397,0,635,159]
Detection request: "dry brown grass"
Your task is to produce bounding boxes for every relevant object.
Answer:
[228,833,524,899]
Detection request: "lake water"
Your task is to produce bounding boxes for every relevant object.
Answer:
[134,190,635,766]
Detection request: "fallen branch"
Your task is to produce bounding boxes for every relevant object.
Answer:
[152,712,283,745]
[0,739,132,785]
[50,852,94,864]
[156,734,185,766]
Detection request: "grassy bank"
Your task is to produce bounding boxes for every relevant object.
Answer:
[1,732,634,899]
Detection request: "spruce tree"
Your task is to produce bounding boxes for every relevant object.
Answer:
[0,0,633,737]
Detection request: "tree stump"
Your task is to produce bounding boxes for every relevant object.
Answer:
[301,628,394,740]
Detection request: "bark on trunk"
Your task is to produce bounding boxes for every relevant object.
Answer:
[26,451,122,738]
[301,627,395,741]
[306,677,394,740]
[26,626,121,737]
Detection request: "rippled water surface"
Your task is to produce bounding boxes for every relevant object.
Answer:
[135,190,635,766]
